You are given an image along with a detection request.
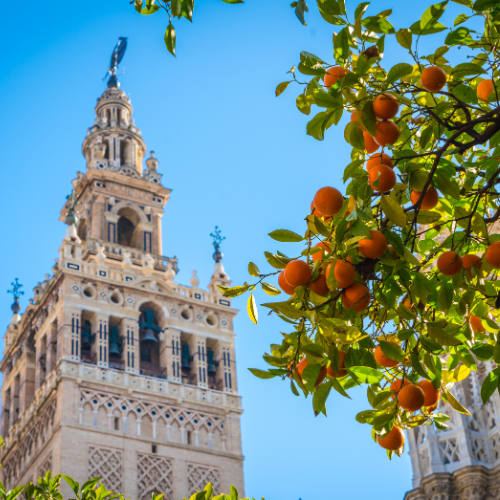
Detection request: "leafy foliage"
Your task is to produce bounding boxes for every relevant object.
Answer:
[218,0,500,457]
[133,0,242,56]
[1,470,253,500]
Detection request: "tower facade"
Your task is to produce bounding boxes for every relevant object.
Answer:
[0,67,244,499]
[405,363,500,500]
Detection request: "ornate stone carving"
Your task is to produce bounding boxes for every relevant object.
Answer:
[38,454,52,478]
[88,446,123,492]
[137,453,173,500]
[187,463,220,496]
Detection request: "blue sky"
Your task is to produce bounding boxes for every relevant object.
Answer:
[0,1,481,498]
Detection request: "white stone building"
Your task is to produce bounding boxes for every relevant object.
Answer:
[0,59,244,499]
[405,363,500,499]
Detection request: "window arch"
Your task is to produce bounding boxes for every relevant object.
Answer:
[138,302,165,379]
[117,207,141,249]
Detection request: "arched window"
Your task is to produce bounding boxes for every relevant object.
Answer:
[138,303,165,379]
[77,219,88,242]
[116,207,141,249]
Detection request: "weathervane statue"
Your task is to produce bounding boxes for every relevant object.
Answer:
[105,37,128,88]
[211,226,226,263]
[8,278,24,314]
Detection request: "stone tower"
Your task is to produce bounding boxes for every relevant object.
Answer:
[0,53,244,499]
[405,363,500,499]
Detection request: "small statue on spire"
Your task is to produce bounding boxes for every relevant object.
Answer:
[210,226,226,263]
[8,278,24,314]
[65,190,79,226]
[105,37,128,88]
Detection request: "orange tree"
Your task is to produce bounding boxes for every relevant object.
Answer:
[217,0,500,458]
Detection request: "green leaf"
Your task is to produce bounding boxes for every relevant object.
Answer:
[472,343,494,361]
[410,20,447,35]
[451,0,472,6]
[171,0,182,16]
[307,111,334,141]
[451,63,486,78]
[61,476,79,496]
[164,24,176,57]
[381,195,407,228]
[454,13,470,25]
[247,293,258,325]
[451,83,478,103]
[361,101,377,136]
[218,285,249,297]
[268,229,304,242]
[262,301,303,320]
[437,281,454,313]
[264,251,288,269]
[473,0,498,11]
[361,16,395,34]
[411,351,429,379]
[330,377,351,398]
[296,94,312,115]
[445,390,471,415]
[420,1,448,31]
[386,63,413,85]
[481,369,499,404]
[261,282,281,296]
[248,368,276,379]
[248,262,260,277]
[445,27,473,46]
[379,341,406,363]
[344,122,365,150]
[334,28,350,62]
[411,273,433,302]
[396,29,412,50]
[276,81,290,97]
[313,380,333,415]
[348,366,384,384]
[302,363,322,391]
[135,1,160,14]
[428,324,462,346]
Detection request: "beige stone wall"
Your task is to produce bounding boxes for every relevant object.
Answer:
[405,465,500,500]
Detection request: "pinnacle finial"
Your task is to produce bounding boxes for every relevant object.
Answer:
[8,278,24,314]
[210,226,226,263]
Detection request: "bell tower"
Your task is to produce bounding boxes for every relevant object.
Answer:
[0,39,244,499]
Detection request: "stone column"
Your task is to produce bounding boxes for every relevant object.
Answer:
[46,321,58,373]
[120,317,139,374]
[188,336,207,389]
[164,328,181,383]
[2,387,11,435]
[35,334,47,391]
[151,210,163,255]
[90,195,107,241]
[62,308,81,361]
[92,314,109,368]
[9,375,20,427]
[215,342,237,393]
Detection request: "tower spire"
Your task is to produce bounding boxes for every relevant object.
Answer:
[7,278,23,326]
[208,226,231,293]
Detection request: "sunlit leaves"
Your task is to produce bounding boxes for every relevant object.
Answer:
[396,29,412,49]
[334,28,350,62]
[276,81,291,96]
[361,16,395,34]
[420,1,448,31]
[268,229,304,242]
[164,24,176,56]
[386,63,413,85]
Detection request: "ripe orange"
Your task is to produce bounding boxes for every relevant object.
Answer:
[486,241,500,269]
[284,260,311,287]
[421,66,447,92]
[477,79,495,102]
[312,241,331,263]
[390,378,410,399]
[359,230,388,259]
[342,283,370,313]
[366,153,393,172]
[363,131,380,154]
[326,350,347,378]
[324,66,349,89]
[410,187,439,210]
[378,426,405,451]
[375,120,400,147]
[326,260,355,289]
[402,298,413,310]
[278,270,295,295]
[462,254,481,279]
[297,358,327,387]
[437,251,463,276]
[374,341,400,368]
[470,314,486,333]
[351,110,365,131]
[309,273,330,296]
[313,187,344,217]
[373,94,399,119]
[310,201,324,218]
[369,164,396,192]
[417,380,440,407]
[398,384,425,412]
